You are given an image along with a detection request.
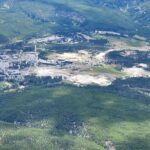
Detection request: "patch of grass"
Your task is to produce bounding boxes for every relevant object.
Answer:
[0,82,11,90]
[91,64,125,77]
[92,33,148,47]
[0,85,149,149]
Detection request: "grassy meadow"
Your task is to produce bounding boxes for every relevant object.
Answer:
[0,85,149,150]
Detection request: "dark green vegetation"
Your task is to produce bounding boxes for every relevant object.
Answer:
[107,50,150,68]
[0,0,150,40]
[0,85,150,150]
[0,34,8,44]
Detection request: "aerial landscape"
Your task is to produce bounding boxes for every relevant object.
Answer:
[0,0,150,150]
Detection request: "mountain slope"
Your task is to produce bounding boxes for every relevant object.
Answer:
[0,0,149,41]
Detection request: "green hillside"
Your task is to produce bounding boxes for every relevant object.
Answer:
[0,85,150,150]
[0,0,149,40]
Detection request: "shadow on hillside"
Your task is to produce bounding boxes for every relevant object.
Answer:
[0,85,150,134]
[116,135,150,150]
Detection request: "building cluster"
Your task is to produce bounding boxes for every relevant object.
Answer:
[0,50,38,82]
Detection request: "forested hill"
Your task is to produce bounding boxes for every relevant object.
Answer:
[0,0,149,40]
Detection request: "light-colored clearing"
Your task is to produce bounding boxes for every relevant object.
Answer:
[66,74,113,86]
[122,66,150,77]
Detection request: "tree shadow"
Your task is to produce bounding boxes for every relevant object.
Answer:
[116,135,150,150]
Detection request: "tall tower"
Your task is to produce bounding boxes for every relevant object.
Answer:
[34,42,39,67]
[34,44,37,53]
